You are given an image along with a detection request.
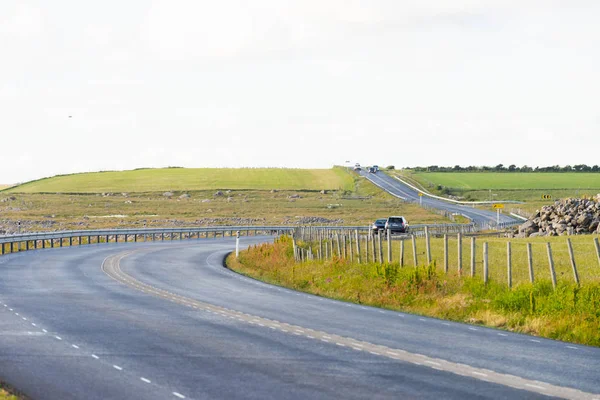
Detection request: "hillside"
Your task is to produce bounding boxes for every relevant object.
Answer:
[5,168,355,194]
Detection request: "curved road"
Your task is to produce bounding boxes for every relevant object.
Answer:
[360,171,519,226]
[1,239,599,399]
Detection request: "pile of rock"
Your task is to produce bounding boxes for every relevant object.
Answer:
[517,195,600,237]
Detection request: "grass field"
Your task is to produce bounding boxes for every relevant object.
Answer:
[411,172,600,190]
[398,171,600,206]
[228,235,600,346]
[0,171,449,234]
[5,168,355,194]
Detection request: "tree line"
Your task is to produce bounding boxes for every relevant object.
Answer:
[409,164,600,173]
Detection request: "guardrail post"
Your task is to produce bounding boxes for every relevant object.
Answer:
[42,240,46,249]
[355,230,361,263]
[424,226,431,265]
[566,238,580,286]
[483,242,488,285]
[105,235,109,243]
[377,232,383,264]
[134,234,137,242]
[364,233,369,264]
[1,243,4,255]
[236,231,240,258]
[527,243,534,283]
[87,236,91,245]
[10,242,14,253]
[371,233,377,262]
[335,234,341,258]
[342,235,347,259]
[546,242,557,289]
[51,238,54,248]
[34,240,38,250]
[97,235,100,244]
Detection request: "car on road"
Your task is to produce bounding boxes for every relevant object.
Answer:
[371,218,387,234]
[368,166,376,173]
[373,165,379,172]
[385,216,409,234]
[354,163,361,171]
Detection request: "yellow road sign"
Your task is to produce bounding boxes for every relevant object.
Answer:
[492,204,504,209]
[418,193,423,197]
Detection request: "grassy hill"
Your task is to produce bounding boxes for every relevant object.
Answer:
[6,168,355,194]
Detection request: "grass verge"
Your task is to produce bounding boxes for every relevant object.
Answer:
[227,236,600,346]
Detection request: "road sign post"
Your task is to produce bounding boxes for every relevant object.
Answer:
[418,192,423,206]
[492,204,504,225]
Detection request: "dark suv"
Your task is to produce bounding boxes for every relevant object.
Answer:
[371,218,387,234]
[384,216,409,234]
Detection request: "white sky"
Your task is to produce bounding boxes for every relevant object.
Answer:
[1,1,599,183]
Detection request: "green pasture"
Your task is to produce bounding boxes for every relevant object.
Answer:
[5,168,355,194]
[411,172,600,190]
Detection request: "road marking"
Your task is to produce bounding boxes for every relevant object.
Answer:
[72,344,79,349]
[172,392,186,399]
[525,384,545,390]
[442,323,451,326]
[42,329,47,333]
[530,339,541,343]
[22,317,27,320]
[9,308,13,311]
[31,323,36,327]
[472,371,488,377]
[55,336,62,340]
[140,377,151,383]
[497,333,508,337]
[567,346,578,350]
[15,313,19,316]
[102,249,600,400]
[92,354,99,359]
[113,365,123,371]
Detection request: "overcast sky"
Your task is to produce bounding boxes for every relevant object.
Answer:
[1,1,599,183]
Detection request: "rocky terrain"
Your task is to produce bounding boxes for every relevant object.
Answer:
[517,195,600,237]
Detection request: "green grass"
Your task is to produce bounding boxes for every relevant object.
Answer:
[228,235,600,346]
[411,172,600,190]
[6,168,355,194]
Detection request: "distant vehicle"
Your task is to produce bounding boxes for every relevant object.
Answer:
[368,167,376,173]
[371,218,387,234]
[385,216,409,234]
[354,163,361,171]
[372,165,379,172]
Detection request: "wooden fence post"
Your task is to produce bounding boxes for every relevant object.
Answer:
[546,242,557,289]
[378,232,383,264]
[400,239,405,267]
[443,234,448,273]
[355,230,361,264]
[527,243,534,283]
[425,226,431,266]
[342,234,347,259]
[387,229,392,263]
[336,234,341,258]
[364,234,369,264]
[566,238,580,286]
[470,237,476,277]
[507,241,512,289]
[412,235,418,267]
[349,234,354,262]
[595,237,600,269]
[483,242,488,284]
[457,233,462,275]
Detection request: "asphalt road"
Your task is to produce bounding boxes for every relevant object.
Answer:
[359,171,519,226]
[1,238,599,399]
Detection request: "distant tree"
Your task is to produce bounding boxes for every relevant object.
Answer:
[562,165,573,172]
[452,165,462,171]
[592,165,600,172]
[495,164,505,171]
[386,165,395,170]
[508,164,517,172]
[521,165,533,172]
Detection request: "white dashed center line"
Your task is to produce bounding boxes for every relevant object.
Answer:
[92,354,100,359]
[113,365,123,371]
[55,336,62,341]
[172,392,186,398]
[140,377,151,383]
[72,344,79,349]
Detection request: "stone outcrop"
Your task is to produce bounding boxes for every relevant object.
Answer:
[517,195,600,237]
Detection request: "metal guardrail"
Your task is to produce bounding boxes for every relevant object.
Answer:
[0,226,295,252]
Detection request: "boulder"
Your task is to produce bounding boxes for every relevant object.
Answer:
[163,192,173,198]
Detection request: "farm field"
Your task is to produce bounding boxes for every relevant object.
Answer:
[0,170,449,234]
[410,172,600,190]
[399,172,600,211]
[4,168,355,194]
